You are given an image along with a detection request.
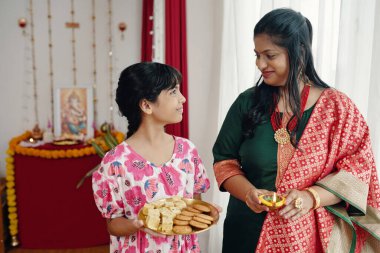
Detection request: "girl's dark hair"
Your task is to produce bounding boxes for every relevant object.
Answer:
[243,8,329,146]
[116,62,182,138]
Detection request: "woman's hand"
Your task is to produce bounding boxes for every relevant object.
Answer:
[278,189,314,220]
[245,187,272,213]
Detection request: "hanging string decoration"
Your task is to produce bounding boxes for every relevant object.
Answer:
[152,0,165,63]
[91,0,98,128]
[108,0,114,126]
[69,0,77,86]
[29,0,39,126]
[47,0,54,127]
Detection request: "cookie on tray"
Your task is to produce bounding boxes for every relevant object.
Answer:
[193,204,211,213]
[189,220,209,229]
[173,225,192,234]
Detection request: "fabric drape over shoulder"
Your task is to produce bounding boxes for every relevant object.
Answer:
[256,89,380,253]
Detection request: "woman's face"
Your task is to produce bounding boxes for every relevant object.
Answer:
[254,34,289,87]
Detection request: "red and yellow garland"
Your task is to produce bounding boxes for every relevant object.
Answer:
[5,130,124,246]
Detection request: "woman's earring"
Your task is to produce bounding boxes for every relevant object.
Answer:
[303,75,310,85]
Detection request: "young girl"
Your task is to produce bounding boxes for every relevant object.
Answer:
[92,62,211,253]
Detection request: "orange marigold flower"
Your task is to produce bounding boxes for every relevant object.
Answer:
[66,150,73,158]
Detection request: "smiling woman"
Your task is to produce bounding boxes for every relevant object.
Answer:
[213,7,380,253]
[254,34,289,87]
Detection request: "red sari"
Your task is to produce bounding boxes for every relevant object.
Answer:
[256,89,380,252]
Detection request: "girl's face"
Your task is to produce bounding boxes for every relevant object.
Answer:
[149,84,186,125]
[254,34,289,87]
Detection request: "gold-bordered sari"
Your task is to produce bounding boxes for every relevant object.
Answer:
[255,89,380,253]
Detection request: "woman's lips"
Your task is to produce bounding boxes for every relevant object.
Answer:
[262,71,274,79]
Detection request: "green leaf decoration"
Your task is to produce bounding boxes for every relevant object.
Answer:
[76,164,101,189]
[91,141,106,157]
[106,128,119,146]
[77,127,122,189]
[104,133,116,150]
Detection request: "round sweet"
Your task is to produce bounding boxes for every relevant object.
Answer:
[189,220,209,229]
[173,219,189,225]
[172,225,192,234]
[175,214,192,221]
[194,213,214,221]
[192,216,212,225]
[185,206,201,214]
[193,204,211,212]
[181,210,196,217]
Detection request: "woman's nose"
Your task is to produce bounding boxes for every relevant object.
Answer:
[256,57,267,71]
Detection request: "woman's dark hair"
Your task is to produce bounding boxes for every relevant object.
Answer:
[116,62,182,138]
[243,8,329,146]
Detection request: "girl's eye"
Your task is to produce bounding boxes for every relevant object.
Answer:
[170,89,177,95]
[267,54,276,59]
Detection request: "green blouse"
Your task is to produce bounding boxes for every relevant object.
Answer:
[212,88,315,253]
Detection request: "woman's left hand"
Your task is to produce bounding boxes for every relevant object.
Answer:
[278,189,314,220]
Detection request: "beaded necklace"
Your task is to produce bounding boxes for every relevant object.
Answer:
[271,84,311,144]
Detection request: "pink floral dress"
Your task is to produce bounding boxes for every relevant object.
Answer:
[92,136,210,253]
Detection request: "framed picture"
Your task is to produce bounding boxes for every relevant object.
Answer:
[54,86,94,139]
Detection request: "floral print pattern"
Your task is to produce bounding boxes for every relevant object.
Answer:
[144,178,159,201]
[124,152,154,181]
[92,137,210,253]
[125,186,147,214]
[103,144,125,164]
[158,165,183,195]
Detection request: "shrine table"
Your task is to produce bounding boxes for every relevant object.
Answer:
[13,143,109,249]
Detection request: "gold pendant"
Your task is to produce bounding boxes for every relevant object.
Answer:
[274,128,290,144]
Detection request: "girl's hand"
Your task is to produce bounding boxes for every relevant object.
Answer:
[140,228,167,238]
[118,219,164,237]
[130,219,144,231]
[135,220,166,238]
[278,189,314,220]
[107,217,147,237]
[245,188,272,213]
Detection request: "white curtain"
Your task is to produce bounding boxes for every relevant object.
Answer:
[152,0,165,63]
[208,1,379,252]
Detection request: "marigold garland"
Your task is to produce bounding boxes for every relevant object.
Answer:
[5,130,124,245]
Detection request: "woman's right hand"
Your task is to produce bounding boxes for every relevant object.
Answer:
[245,187,272,213]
